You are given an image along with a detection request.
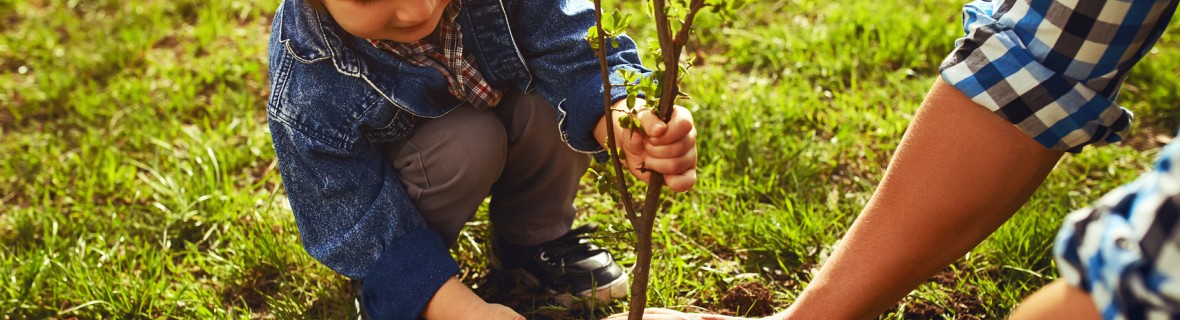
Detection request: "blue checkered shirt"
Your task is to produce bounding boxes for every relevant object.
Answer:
[1056,138,1180,319]
[940,0,1177,152]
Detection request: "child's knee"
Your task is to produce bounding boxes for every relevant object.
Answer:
[395,106,508,188]
[435,113,508,178]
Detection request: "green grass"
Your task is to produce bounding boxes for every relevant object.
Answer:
[2,0,1178,318]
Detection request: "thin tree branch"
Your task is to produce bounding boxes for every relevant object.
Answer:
[592,0,639,222]
[628,0,707,318]
[672,0,707,49]
[589,1,707,318]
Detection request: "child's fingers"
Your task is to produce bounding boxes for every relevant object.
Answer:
[628,165,652,184]
[645,140,693,158]
[616,119,647,154]
[636,108,669,138]
[664,168,697,192]
[651,106,694,145]
[639,148,697,176]
[623,150,652,183]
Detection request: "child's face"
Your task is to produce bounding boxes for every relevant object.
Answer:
[320,0,452,43]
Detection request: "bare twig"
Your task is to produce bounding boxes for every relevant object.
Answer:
[627,0,706,319]
[592,0,639,222]
[588,1,707,319]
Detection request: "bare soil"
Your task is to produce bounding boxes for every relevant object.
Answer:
[720,281,775,317]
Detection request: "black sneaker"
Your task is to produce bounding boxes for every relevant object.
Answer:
[490,223,628,305]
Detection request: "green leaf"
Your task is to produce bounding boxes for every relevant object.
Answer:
[607,9,633,33]
[616,68,642,83]
[585,26,600,50]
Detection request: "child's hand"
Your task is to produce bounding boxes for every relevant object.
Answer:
[422,277,525,320]
[477,303,526,320]
[595,100,698,192]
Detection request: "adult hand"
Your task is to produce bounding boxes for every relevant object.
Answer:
[603,308,763,320]
[595,100,698,192]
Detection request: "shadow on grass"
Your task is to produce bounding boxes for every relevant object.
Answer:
[300,279,361,319]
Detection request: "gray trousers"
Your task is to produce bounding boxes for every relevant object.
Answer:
[388,90,590,248]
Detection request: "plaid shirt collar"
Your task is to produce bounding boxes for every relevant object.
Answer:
[369,1,502,109]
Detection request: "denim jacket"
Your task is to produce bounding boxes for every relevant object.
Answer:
[265,0,646,317]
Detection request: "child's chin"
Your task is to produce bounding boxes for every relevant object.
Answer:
[384,26,436,43]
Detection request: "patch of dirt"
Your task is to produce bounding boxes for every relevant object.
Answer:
[1124,126,1174,151]
[944,291,987,319]
[223,267,282,314]
[252,159,277,180]
[1,6,19,33]
[902,290,985,320]
[0,94,19,128]
[305,278,359,318]
[55,26,70,43]
[903,299,946,319]
[152,35,180,49]
[895,268,986,319]
[930,269,958,287]
[720,282,775,317]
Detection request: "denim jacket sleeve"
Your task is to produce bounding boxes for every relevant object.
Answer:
[266,4,458,318]
[508,0,650,154]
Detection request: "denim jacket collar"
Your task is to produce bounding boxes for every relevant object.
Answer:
[277,0,362,75]
[277,0,462,120]
[276,0,535,114]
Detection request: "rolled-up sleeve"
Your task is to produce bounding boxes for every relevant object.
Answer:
[939,0,1177,152]
[1055,138,1180,319]
[510,0,650,156]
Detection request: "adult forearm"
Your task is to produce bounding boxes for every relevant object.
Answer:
[780,78,1064,319]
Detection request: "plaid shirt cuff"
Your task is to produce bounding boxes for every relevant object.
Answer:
[939,0,1177,152]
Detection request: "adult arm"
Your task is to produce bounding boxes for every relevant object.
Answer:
[782,0,1177,316]
[778,78,1063,319]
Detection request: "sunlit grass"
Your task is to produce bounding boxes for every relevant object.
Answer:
[2,0,1178,318]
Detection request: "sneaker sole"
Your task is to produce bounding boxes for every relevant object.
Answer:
[575,270,629,302]
[509,268,630,307]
